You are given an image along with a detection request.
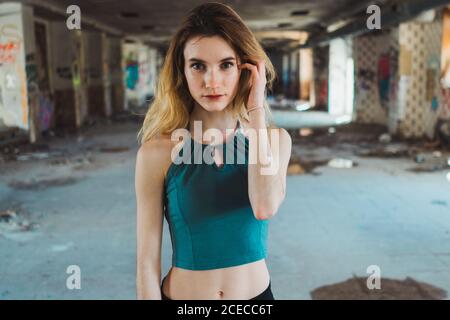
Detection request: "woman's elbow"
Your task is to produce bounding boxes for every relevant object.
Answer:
[252,193,285,220]
[252,202,279,220]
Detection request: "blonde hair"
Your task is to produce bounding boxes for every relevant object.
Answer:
[137,2,276,144]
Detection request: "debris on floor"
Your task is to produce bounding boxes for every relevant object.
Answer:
[357,144,412,158]
[288,155,328,175]
[327,158,355,169]
[299,128,314,137]
[49,153,93,169]
[435,119,450,146]
[0,209,37,234]
[409,151,450,173]
[8,177,80,191]
[17,152,51,161]
[287,163,305,175]
[378,133,392,144]
[99,146,130,153]
[50,242,75,253]
[310,276,448,300]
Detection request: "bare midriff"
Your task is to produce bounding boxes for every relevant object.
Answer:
[161,259,270,300]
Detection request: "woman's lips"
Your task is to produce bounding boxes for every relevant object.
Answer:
[204,95,224,100]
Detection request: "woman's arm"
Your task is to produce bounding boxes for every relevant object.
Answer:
[247,111,292,220]
[135,140,171,299]
[239,60,292,220]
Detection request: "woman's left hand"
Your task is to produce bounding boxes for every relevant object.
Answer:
[238,60,267,111]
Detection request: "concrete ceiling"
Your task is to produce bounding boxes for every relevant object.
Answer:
[18,0,388,48]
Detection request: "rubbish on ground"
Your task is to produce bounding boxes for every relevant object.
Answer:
[411,152,449,172]
[49,154,92,167]
[8,177,79,190]
[327,158,354,169]
[17,152,50,161]
[99,146,130,153]
[299,128,313,137]
[358,145,411,158]
[0,209,16,220]
[436,119,450,145]
[0,209,35,233]
[288,156,328,175]
[310,276,447,300]
[378,133,392,144]
[287,163,305,175]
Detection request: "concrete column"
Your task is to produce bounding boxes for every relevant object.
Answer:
[329,37,354,116]
[49,21,83,130]
[312,45,329,110]
[353,29,398,128]
[299,48,313,103]
[106,36,125,114]
[0,3,37,140]
[84,31,106,118]
[397,11,444,139]
[123,43,156,108]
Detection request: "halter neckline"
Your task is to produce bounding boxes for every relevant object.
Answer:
[189,120,242,147]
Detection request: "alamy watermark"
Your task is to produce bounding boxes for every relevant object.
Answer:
[66,5,81,30]
[66,265,81,290]
[170,121,280,175]
[366,265,381,290]
[366,5,381,30]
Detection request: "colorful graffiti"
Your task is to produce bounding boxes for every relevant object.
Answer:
[125,52,139,90]
[0,41,21,64]
[377,53,390,107]
[0,19,28,130]
[357,68,375,91]
[38,92,53,131]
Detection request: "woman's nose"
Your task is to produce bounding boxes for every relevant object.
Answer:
[204,68,221,89]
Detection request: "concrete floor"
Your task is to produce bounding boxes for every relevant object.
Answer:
[0,121,449,299]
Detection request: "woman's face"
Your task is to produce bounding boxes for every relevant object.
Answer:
[183,35,241,112]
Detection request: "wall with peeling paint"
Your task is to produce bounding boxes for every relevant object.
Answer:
[397,14,443,139]
[108,36,125,114]
[329,37,354,117]
[84,31,106,118]
[123,43,156,108]
[353,29,398,127]
[354,10,446,140]
[312,45,329,110]
[49,22,80,129]
[0,3,29,132]
[440,7,450,119]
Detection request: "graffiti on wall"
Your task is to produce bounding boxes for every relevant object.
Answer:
[0,19,29,129]
[426,55,441,112]
[377,52,390,108]
[125,52,139,90]
[0,41,21,64]
[313,45,329,108]
[0,23,22,64]
[357,68,375,91]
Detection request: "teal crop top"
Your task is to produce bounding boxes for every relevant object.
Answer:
[163,124,269,270]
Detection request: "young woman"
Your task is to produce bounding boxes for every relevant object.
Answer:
[135,2,291,300]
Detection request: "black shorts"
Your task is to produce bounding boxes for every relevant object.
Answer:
[161,277,275,300]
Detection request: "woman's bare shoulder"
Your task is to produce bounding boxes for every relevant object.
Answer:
[136,134,177,178]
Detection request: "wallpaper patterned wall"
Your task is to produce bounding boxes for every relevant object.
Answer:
[353,12,446,139]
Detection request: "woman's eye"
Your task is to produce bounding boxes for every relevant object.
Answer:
[191,62,234,71]
[222,62,234,69]
[191,63,204,71]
